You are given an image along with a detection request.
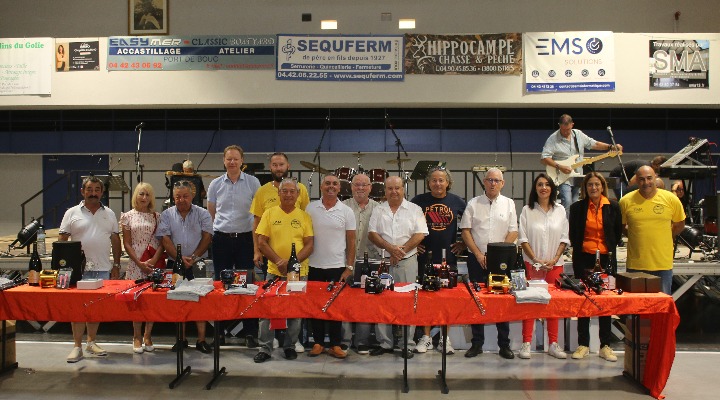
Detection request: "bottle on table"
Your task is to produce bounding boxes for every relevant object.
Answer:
[171,244,184,285]
[439,248,450,287]
[28,241,42,286]
[36,226,46,256]
[360,251,370,288]
[605,251,615,289]
[287,242,301,281]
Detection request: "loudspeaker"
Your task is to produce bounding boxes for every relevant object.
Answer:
[51,241,85,286]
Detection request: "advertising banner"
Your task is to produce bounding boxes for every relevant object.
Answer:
[107,35,276,71]
[404,33,522,75]
[276,34,404,81]
[55,40,99,71]
[524,31,615,92]
[0,37,52,95]
[649,39,709,90]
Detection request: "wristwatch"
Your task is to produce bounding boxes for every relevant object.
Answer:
[346,264,354,271]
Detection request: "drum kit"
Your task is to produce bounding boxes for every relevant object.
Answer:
[301,152,401,201]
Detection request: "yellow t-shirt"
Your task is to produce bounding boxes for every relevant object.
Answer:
[250,181,310,217]
[255,206,313,277]
[620,189,685,271]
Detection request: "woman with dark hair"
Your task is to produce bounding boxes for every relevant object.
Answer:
[517,173,569,359]
[56,45,66,71]
[568,172,622,362]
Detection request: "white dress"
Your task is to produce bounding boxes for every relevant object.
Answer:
[119,209,161,281]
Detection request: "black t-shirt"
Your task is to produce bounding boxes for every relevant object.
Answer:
[410,192,466,266]
[610,160,645,184]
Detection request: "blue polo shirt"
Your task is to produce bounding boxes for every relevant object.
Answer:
[207,172,260,233]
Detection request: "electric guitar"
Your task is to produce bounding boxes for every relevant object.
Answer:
[546,150,622,185]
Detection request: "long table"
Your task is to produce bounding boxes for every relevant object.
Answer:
[0,280,679,398]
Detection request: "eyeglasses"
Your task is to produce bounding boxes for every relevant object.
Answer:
[174,181,191,188]
[484,178,503,184]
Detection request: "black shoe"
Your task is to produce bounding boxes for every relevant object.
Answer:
[254,352,271,363]
[245,335,258,349]
[499,346,515,359]
[284,348,298,360]
[369,347,393,356]
[171,339,188,352]
[401,349,414,359]
[465,343,483,358]
[196,340,212,354]
[357,345,371,355]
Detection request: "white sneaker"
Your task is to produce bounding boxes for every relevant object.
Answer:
[66,346,83,363]
[599,345,618,362]
[86,341,107,356]
[437,336,455,355]
[295,341,305,353]
[273,338,279,349]
[414,335,432,353]
[519,342,531,359]
[572,345,590,359]
[548,342,567,359]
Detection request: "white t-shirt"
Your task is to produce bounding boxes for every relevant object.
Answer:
[59,202,119,271]
[307,199,356,269]
[459,194,518,253]
[368,199,429,258]
[518,203,570,266]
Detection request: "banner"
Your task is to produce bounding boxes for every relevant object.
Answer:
[55,40,99,72]
[107,35,276,71]
[404,33,522,75]
[0,38,52,95]
[649,39,709,90]
[524,31,615,93]
[276,34,404,81]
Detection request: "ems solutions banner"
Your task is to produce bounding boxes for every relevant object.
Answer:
[404,33,522,75]
[649,39,709,90]
[107,35,276,71]
[0,37,52,95]
[524,31,615,92]
[276,34,404,81]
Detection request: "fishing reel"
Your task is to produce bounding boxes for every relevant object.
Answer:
[422,273,442,291]
[365,275,385,294]
[220,269,236,290]
[583,271,605,295]
[150,268,173,290]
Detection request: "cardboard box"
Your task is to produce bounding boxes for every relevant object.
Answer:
[616,272,661,293]
[621,316,651,380]
[77,279,104,289]
[286,281,307,293]
[2,320,16,369]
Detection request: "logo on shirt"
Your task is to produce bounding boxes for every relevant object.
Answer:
[425,204,454,231]
[291,219,301,229]
[273,220,282,225]
[653,204,665,214]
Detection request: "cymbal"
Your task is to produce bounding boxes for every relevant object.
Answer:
[300,160,330,174]
[386,158,412,164]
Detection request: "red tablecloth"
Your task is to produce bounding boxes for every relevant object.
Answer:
[0,281,679,398]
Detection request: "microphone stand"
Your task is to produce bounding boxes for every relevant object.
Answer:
[308,115,330,195]
[385,113,410,196]
[134,124,144,183]
[607,126,628,195]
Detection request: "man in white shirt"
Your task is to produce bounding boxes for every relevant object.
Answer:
[306,174,356,359]
[368,176,429,359]
[59,176,122,363]
[460,168,518,360]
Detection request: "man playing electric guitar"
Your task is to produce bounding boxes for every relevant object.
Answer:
[541,114,623,210]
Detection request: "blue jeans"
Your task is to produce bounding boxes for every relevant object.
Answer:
[257,273,305,354]
[558,183,579,210]
[626,268,673,295]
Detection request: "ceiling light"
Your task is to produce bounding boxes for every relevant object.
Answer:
[398,19,415,29]
[321,20,337,30]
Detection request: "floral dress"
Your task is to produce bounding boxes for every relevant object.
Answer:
[119,209,161,281]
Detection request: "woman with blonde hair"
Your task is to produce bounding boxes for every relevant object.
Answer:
[119,182,163,353]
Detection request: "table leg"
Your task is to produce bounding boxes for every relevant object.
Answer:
[1,320,18,374]
[402,325,409,393]
[436,325,449,394]
[205,320,226,390]
[169,322,191,389]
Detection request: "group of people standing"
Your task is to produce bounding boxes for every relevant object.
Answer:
[58,117,685,364]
